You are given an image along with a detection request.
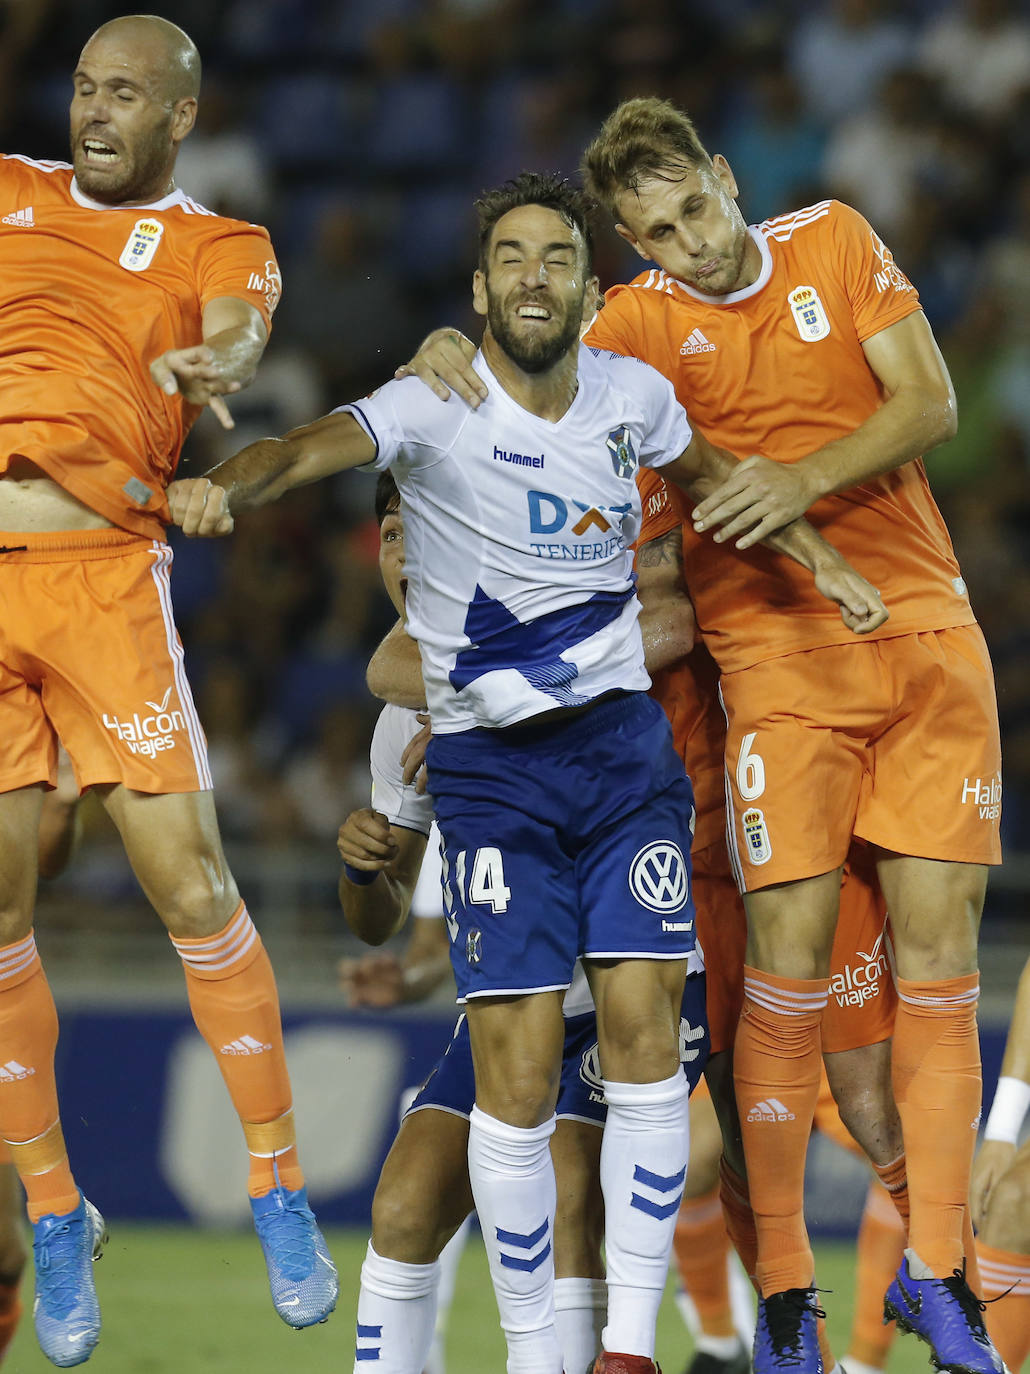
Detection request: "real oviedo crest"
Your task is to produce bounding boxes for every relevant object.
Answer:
[787,285,831,342]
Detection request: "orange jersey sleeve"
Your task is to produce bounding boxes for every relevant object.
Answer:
[0,155,281,538]
[588,201,975,675]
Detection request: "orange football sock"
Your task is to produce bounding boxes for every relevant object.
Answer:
[0,934,78,1222]
[893,975,981,1277]
[674,1185,736,1338]
[977,1240,1030,1372]
[735,968,828,1296]
[847,1179,906,1369]
[961,1206,982,1296]
[0,1279,21,1361]
[171,903,303,1197]
[871,1152,910,1228]
[718,1157,758,1287]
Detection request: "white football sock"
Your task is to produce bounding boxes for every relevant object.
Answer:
[600,1072,690,1358]
[424,1215,473,1374]
[555,1276,607,1374]
[354,1242,440,1374]
[468,1105,562,1374]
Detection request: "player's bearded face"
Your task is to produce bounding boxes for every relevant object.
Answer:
[485,276,585,374]
[70,41,182,204]
[615,161,757,297]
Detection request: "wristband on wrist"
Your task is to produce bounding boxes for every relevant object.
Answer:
[984,1075,1030,1144]
[343,863,379,887]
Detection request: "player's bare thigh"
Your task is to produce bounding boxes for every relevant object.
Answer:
[465,990,566,1126]
[875,852,986,979]
[586,957,686,1084]
[97,784,240,939]
[0,786,47,942]
[0,459,111,532]
[742,868,843,978]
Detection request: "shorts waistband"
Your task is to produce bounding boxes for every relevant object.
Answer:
[454,690,651,752]
[0,529,161,562]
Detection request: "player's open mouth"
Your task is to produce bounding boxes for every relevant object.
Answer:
[82,139,119,165]
[516,305,552,321]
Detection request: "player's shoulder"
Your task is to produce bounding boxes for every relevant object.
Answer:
[759,198,869,249]
[361,370,473,446]
[0,153,72,190]
[580,341,675,407]
[168,190,272,243]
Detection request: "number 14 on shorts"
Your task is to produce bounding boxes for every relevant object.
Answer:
[444,847,511,914]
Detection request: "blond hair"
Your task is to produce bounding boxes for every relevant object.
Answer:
[581,97,712,216]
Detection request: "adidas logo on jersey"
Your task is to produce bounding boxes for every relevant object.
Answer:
[746,1097,795,1123]
[679,328,715,356]
[220,1034,272,1056]
[0,1059,35,1080]
[2,207,34,227]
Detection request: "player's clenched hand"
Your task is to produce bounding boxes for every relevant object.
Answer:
[969,1139,1015,1230]
[150,345,242,429]
[337,807,398,871]
[693,456,817,548]
[338,951,406,1008]
[167,478,234,536]
[395,329,486,409]
[814,561,888,634]
[401,714,431,794]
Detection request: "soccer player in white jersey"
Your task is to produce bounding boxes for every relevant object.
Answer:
[167,173,886,1374]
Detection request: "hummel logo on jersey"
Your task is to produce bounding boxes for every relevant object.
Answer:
[2,207,34,227]
[220,1035,272,1056]
[746,1098,795,1123]
[679,328,715,356]
[0,1060,35,1080]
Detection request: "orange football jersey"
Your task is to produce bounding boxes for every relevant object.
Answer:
[0,155,281,538]
[590,200,974,674]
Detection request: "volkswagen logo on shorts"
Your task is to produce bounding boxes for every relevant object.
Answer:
[629,841,689,913]
[466,929,482,965]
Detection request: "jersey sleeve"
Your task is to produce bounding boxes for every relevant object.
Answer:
[339,375,462,474]
[636,467,682,546]
[197,221,281,333]
[828,201,922,344]
[632,357,693,469]
[368,706,435,835]
[584,285,646,358]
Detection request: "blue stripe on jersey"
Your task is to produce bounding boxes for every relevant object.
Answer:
[450,584,635,706]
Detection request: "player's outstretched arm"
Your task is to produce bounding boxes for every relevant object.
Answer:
[664,431,888,635]
[150,296,269,431]
[337,807,426,948]
[167,409,377,536]
[972,954,1030,1226]
[395,328,486,409]
[691,311,956,548]
[367,620,426,710]
[635,530,697,672]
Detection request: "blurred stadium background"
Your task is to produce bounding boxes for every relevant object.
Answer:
[1,0,1028,1365]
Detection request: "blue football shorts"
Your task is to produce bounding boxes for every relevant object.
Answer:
[406,972,709,1124]
[426,691,697,1002]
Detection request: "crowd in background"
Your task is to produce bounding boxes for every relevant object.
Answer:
[4,0,1028,925]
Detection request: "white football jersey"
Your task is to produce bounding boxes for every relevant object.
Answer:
[346,344,693,733]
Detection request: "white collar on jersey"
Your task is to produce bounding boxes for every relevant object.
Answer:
[670,226,773,306]
[69,177,188,212]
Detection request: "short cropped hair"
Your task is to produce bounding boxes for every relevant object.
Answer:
[375,470,400,526]
[581,97,712,216]
[475,171,595,271]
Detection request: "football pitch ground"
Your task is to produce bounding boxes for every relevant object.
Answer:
[4,1225,937,1374]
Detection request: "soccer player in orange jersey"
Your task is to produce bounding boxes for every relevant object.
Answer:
[0,16,336,1365]
[400,96,1003,1374]
[577,98,1001,1374]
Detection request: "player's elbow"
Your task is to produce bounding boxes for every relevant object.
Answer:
[339,881,407,947]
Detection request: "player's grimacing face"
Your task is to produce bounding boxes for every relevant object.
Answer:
[473,204,596,373]
[378,508,407,619]
[614,158,757,297]
[70,35,193,204]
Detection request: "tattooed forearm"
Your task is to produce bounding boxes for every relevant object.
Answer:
[636,527,683,569]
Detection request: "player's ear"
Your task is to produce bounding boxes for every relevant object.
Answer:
[712,154,740,201]
[171,96,197,145]
[615,222,649,263]
[472,268,488,318]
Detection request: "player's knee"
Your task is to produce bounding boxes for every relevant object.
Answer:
[599,1009,681,1081]
[476,1060,558,1126]
[981,1167,1030,1251]
[152,857,241,937]
[371,1177,452,1263]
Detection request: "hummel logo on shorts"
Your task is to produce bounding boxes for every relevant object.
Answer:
[679,328,716,355]
[2,207,34,227]
[220,1035,272,1056]
[0,1059,35,1080]
[746,1097,796,1123]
